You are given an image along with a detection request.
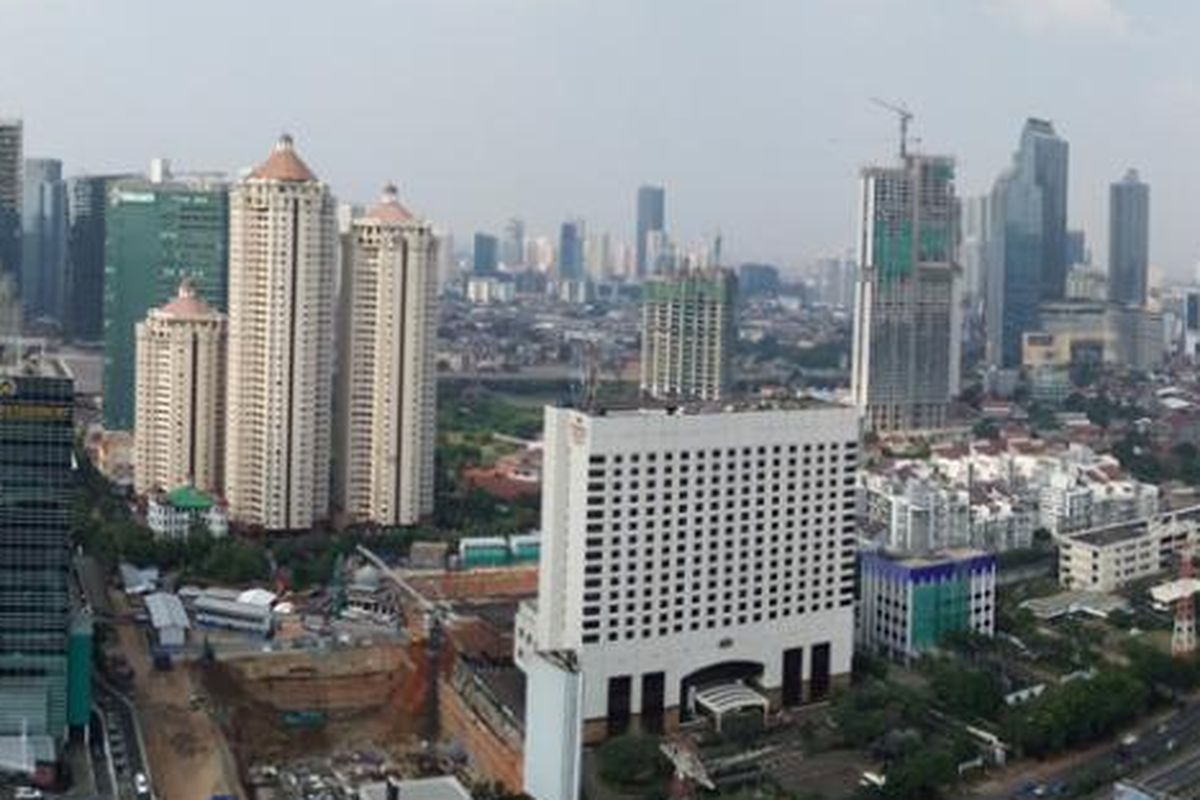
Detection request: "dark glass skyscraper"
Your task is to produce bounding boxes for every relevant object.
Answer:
[636,185,665,277]
[0,355,74,743]
[67,174,128,341]
[988,167,1044,368]
[985,118,1069,367]
[22,159,68,323]
[473,232,498,275]
[103,177,229,430]
[1017,119,1069,301]
[558,219,584,281]
[1108,169,1149,307]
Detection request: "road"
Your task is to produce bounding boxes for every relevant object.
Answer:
[967,698,1200,799]
[95,679,147,800]
[1121,731,1200,798]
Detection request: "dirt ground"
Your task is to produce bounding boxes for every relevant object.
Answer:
[196,653,425,767]
[110,591,244,800]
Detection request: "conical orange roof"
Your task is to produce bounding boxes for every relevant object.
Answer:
[367,183,414,223]
[157,278,219,319]
[250,134,317,182]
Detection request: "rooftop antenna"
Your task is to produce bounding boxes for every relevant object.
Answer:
[871,97,914,160]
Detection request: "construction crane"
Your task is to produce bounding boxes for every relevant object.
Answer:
[355,543,441,632]
[871,97,914,160]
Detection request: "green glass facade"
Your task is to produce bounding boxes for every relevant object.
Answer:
[66,610,93,728]
[102,180,228,430]
[0,361,74,741]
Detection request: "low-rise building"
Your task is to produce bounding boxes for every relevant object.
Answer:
[1058,506,1199,592]
[193,591,273,636]
[144,592,189,649]
[146,485,228,539]
[857,549,996,664]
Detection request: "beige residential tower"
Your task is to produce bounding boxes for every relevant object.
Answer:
[335,184,438,526]
[225,135,336,531]
[134,279,226,496]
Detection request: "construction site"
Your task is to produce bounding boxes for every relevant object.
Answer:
[115,545,535,800]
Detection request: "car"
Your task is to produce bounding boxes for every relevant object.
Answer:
[1121,733,1140,747]
[134,771,151,798]
[15,788,43,800]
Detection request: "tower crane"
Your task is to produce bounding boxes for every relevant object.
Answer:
[871,97,914,159]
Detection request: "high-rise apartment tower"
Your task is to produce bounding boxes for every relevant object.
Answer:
[335,185,438,526]
[640,267,736,402]
[225,135,336,531]
[134,279,226,497]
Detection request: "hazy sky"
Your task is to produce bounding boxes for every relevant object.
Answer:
[4,0,1200,276]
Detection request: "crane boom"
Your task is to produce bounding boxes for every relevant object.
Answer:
[871,97,914,159]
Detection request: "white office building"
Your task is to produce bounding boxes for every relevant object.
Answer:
[1059,506,1200,592]
[517,401,858,800]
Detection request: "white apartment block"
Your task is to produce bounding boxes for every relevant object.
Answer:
[1058,507,1200,592]
[861,475,1035,554]
[335,185,438,526]
[517,401,859,756]
[225,135,336,531]
[861,441,1157,554]
[134,280,226,496]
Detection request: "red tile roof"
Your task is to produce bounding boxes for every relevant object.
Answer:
[367,183,414,223]
[250,134,317,182]
[157,278,219,319]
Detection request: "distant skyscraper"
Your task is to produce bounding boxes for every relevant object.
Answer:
[960,196,989,307]
[558,219,585,281]
[134,280,226,497]
[473,232,498,275]
[1066,229,1089,266]
[0,119,20,294]
[1019,119,1070,301]
[1109,169,1150,307]
[66,175,127,341]
[985,120,1070,368]
[21,158,68,322]
[103,172,229,431]
[0,354,75,743]
[502,217,525,268]
[335,185,438,527]
[852,153,958,432]
[636,184,665,277]
[641,267,736,401]
[225,135,336,531]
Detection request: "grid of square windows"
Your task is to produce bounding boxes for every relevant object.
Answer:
[579,439,858,643]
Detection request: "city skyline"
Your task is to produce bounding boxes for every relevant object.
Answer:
[4,1,1200,275]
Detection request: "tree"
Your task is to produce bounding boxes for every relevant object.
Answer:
[882,746,956,800]
[596,735,669,789]
[923,658,1003,720]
